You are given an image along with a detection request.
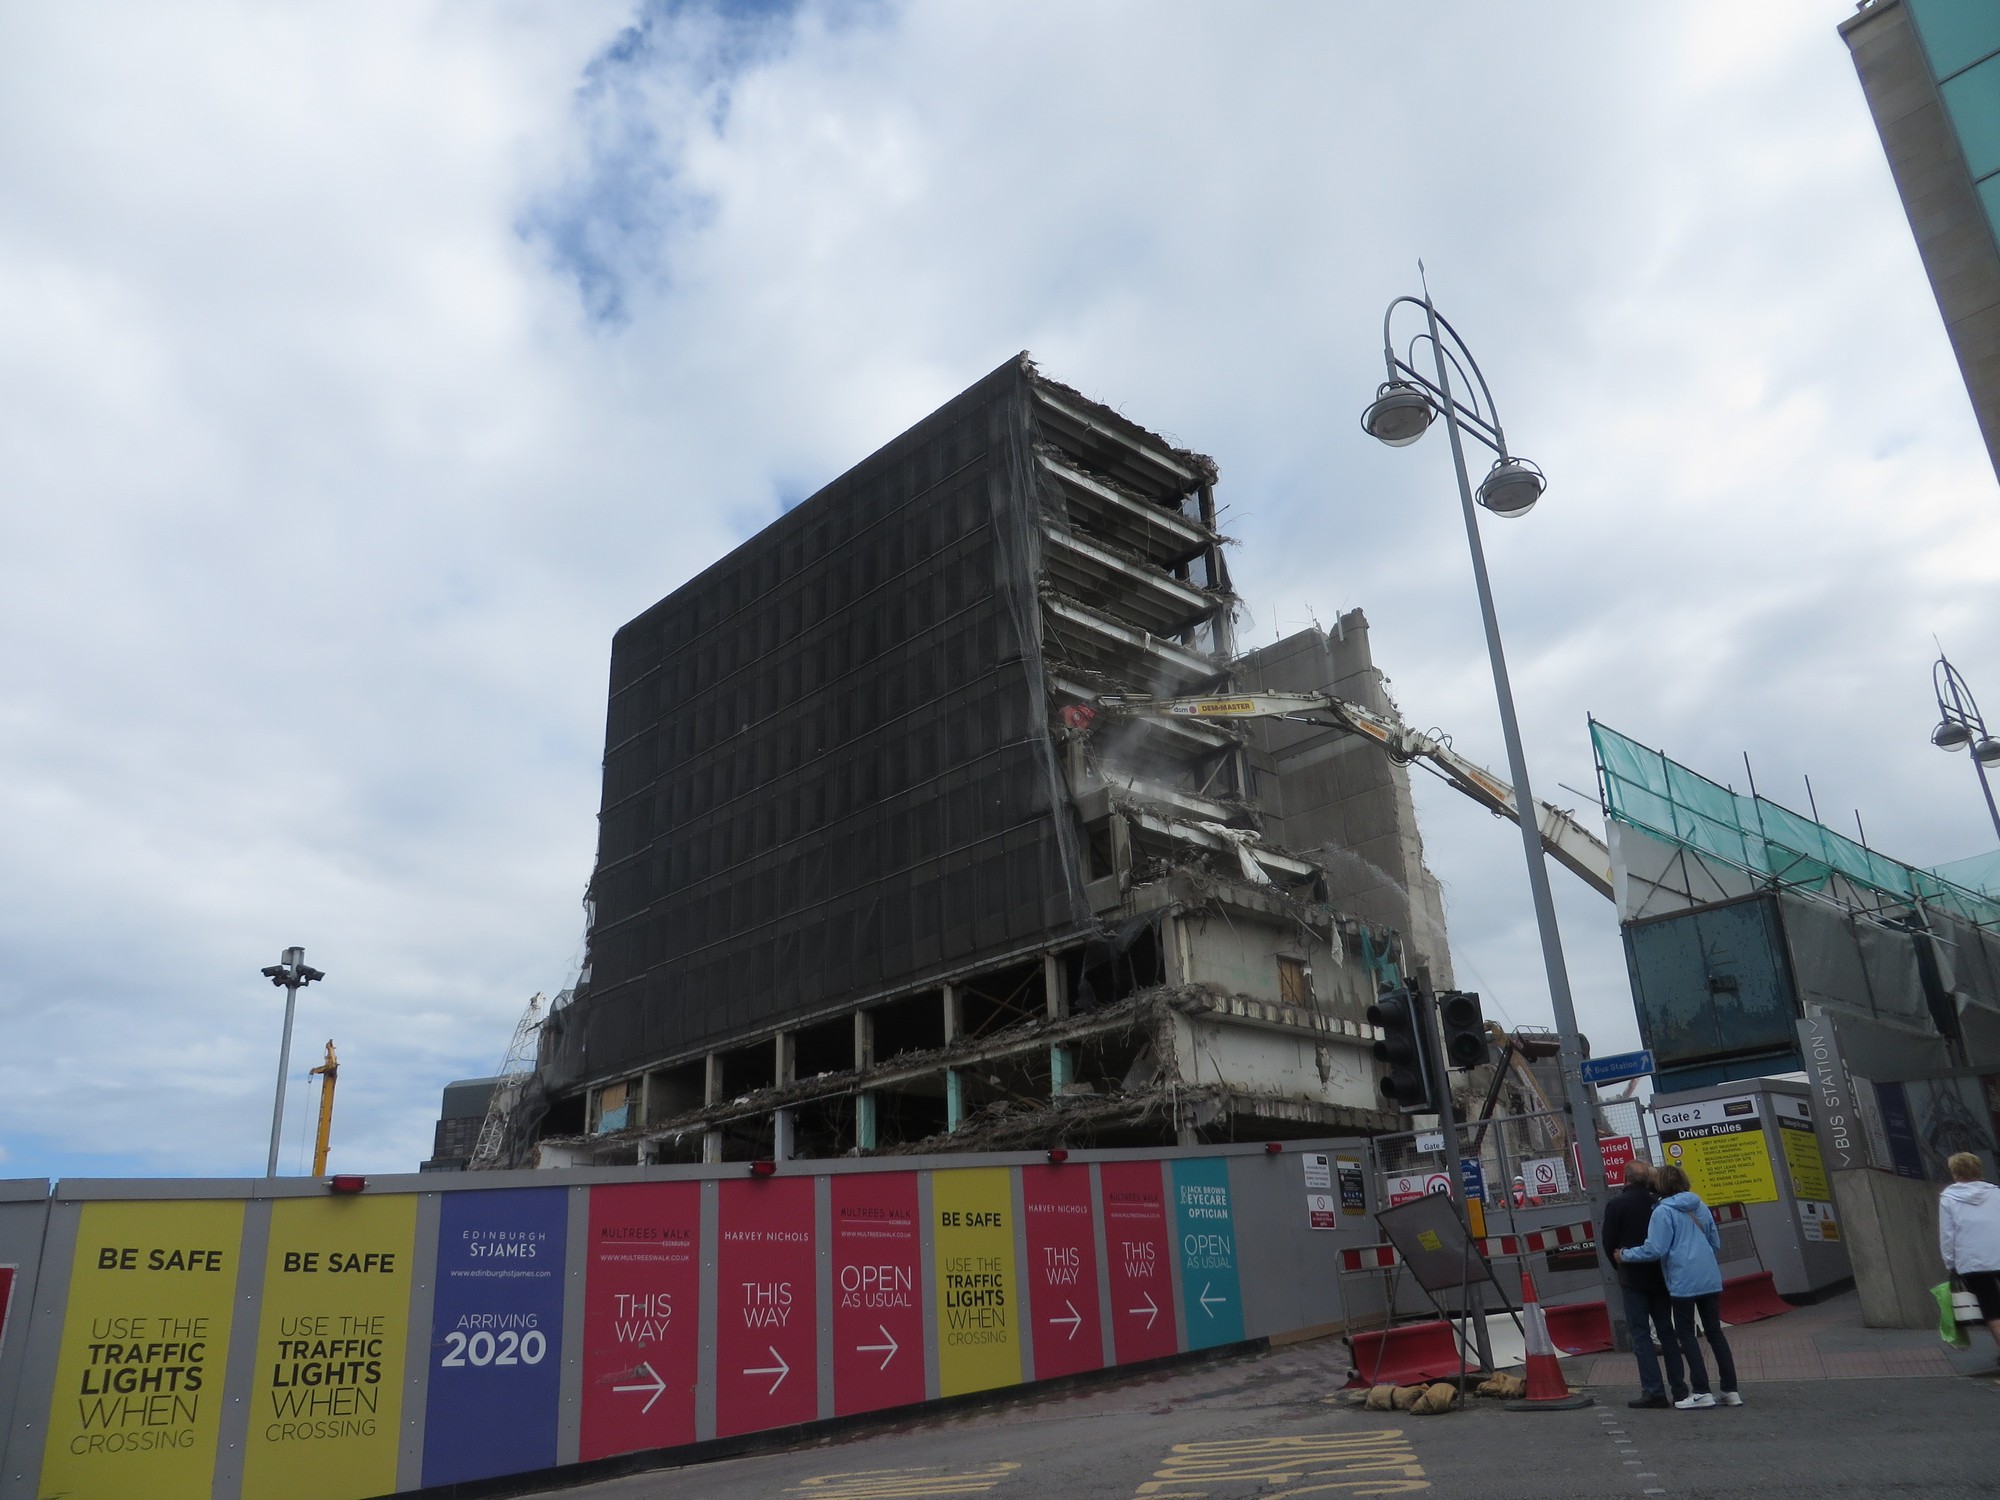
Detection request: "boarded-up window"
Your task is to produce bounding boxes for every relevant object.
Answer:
[1277,956,1313,1007]
[594,1080,631,1135]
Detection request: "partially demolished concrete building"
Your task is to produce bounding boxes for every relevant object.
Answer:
[516,355,1453,1166]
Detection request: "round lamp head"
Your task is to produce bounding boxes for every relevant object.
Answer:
[1934,721,1973,751]
[1476,457,1545,518]
[1975,736,2000,766]
[1362,382,1435,447]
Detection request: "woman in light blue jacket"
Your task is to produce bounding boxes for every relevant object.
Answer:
[1613,1164,1740,1409]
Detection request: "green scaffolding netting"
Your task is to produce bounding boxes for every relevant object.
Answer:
[1589,720,2000,930]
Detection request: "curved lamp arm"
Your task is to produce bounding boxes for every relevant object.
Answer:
[1381,294,1509,458]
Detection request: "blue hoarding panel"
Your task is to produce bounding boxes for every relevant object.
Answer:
[422,1187,569,1486]
[1170,1159,1244,1348]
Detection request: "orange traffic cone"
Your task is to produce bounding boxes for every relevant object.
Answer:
[1505,1270,1593,1411]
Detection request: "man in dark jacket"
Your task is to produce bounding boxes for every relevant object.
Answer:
[1601,1159,1686,1408]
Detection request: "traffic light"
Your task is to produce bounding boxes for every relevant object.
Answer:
[1368,983,1440,1113]
[1438,990,1491,1070]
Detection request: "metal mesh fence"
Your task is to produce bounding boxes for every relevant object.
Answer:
[1370,1109,1589,1217]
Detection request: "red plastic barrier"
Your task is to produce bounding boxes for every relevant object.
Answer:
[1542,1299,1613,1355]
[1346,1319,1475,1388]
[1719,1270,1792,1324]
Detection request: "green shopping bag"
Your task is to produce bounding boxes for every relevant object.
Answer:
[1934,1282,1971,1348]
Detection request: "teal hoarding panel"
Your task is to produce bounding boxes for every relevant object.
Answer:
[1168,1160,1243,1349]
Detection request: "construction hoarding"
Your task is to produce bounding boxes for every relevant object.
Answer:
[0,1140,1386,1500]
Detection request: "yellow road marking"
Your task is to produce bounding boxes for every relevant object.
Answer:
[1130,1432,1427,1498]
[785,1461,1021,1498]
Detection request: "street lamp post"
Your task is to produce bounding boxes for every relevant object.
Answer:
[262,946,327,1177]
[1362,284,1626,1331]
[1930,652,2000,845]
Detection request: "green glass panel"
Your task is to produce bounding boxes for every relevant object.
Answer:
[1588,720,2000,927]
[1980,173,2000,242]
[1910,0,2000,80]
[1941,55,2000,179]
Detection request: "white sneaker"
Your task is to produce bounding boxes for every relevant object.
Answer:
[1674,1393,1717,1410]
[1719,1391,1744,1407]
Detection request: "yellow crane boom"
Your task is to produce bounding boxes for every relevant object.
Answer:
[309,1040,339,1177]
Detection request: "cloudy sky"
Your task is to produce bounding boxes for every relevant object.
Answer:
[1,1,1993,1180]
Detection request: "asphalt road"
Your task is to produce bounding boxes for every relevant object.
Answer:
[524,1340,2000,1500]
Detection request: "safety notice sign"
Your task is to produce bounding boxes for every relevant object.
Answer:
[1656,1096,1778,1205]
[715,1177,818,1437]
[1098,1160,1177,1364]
[579,1181,702,1460]
[830,1172,924,1416]
[1384,1171,1452,1206]
[1021,1164,1103,1380]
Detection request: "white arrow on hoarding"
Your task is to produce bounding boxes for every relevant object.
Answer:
[1049,1301,1082,1340]
[744,1346,791,1395]
[612,1361,666,1414]
[857,1325,900,1371]
[1197,1283,1226,1318]
[1128,1291,1159,1329]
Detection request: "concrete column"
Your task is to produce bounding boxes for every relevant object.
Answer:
[943,984,964,1132]
[856,1093,878,1152]
[773,1109,794,1162]
[702,1129,723,1163]
[775,1031,796,1086]
[1163,914,1194,987]
[1050,1045,1073,1096]
[638,1071,654,1131]
[1043,951,1068,1019]
[704,1053,723,1106]
[853,1009,876,1070]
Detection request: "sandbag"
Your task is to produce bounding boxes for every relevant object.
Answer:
[1476,1372,1526,1399]
[1389,1384,1427,1411]
[1411,1381,1460,1415]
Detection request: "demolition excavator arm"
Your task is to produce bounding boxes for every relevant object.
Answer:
[1095,690,1615,901]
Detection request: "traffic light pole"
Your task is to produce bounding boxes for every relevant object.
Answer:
[1415,968,1492,1373]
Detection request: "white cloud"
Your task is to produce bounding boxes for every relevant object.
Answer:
[0,0,1991,1176]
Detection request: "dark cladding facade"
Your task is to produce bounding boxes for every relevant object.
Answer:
[541,356,1231,1099]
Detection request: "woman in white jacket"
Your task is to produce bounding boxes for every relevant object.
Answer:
[1939,1151,2000,1361]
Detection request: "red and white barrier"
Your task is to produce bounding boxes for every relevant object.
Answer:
[1339,1219,1597,1273]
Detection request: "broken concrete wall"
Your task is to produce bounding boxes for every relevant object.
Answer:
[1235,612,1452,985]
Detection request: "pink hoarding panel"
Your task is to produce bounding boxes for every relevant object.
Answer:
[1098,1161,1178,1364]
[1020,1165,1103,1379]
[829,1172,925,1415]
[579,1182,702,1461]
[715,1178,818,1437]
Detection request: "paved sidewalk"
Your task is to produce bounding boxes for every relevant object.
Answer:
[1572,1287,2000,1384]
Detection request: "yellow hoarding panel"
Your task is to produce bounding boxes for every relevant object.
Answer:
[243,1194,418,1500]
[931,1169,1020,1396]
[40,1198,245,1500]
